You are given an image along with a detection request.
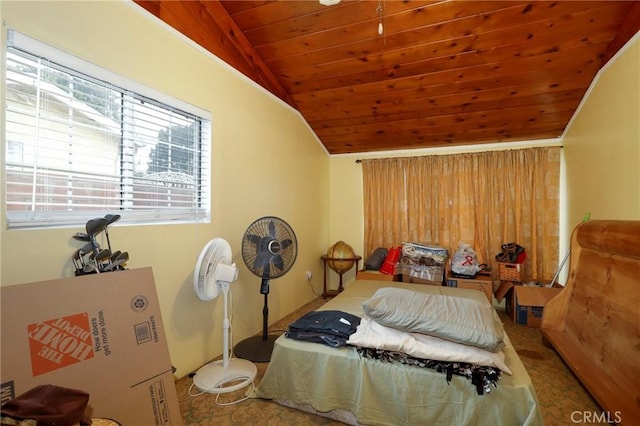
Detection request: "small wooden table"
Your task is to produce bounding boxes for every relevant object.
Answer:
[321,254,361,298]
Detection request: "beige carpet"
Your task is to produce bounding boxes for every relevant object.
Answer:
[175,296,606,425]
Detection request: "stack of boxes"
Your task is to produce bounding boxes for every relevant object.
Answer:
[494,257,563,327]
[397,242,448,285]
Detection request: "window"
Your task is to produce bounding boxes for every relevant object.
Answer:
[4,30,211,229]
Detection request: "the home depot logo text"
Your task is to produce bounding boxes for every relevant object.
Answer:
[27,313,94,376]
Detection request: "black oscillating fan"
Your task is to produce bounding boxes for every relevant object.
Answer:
[234,216,297,362]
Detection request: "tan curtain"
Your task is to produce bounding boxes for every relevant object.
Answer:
[362,147,561,281]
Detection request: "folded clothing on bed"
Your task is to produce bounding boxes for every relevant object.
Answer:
[347,317,511,374]
[362,287,505,352]
[286,310,361,347]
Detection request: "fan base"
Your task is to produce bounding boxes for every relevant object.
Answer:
[234,334,279,363]
[193,359,257,394]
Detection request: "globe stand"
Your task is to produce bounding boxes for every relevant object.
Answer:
[321,254,361,298]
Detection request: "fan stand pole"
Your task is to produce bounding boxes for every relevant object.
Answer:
[262,292,269,341]
[193,282,257,394]
[233,280,278,362]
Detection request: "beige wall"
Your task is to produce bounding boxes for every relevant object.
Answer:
[0,1,330,378]
[562,33,640,237]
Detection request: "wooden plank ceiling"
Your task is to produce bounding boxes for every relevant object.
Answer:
[135,0,640,154]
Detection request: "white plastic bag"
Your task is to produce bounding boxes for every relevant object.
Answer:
[451,242,481,276]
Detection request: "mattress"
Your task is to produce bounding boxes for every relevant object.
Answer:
[251,279,543,426]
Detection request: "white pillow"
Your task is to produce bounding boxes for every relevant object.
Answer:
[347,317,512,375]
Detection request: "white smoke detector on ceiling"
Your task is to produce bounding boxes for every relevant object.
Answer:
[320,0,341,5]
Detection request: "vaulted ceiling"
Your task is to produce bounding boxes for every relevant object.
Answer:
[134,1,640,154]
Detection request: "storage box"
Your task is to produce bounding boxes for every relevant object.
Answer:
[1,268,182,425]
[398,264,443,286]
[504,284,563,327]
[356,269,401,282]
[398,242,447,286]
[397,264,445,284]
[401,274,442,286]
[401,242,448,263]
[445,272,493,303]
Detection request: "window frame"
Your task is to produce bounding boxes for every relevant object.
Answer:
[4,30,211,229]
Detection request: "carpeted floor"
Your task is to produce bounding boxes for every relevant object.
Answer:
[175,296,606,425]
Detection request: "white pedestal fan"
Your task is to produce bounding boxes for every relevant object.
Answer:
[192,238,257,394]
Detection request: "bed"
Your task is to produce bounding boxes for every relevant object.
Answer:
[252,280,544,426]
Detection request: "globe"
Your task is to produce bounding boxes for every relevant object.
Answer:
[326,241,356,274]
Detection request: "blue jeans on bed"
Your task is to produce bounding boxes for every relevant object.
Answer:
[286,310,361,347]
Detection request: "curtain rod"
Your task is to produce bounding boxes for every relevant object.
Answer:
[354,145,563,164]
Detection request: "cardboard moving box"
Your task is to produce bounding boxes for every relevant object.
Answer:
[401,274,443,286]
[503,283,563,327]
[1,267,182,425]
[445,272,493,303]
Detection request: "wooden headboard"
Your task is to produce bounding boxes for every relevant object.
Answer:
[541,220,640,424]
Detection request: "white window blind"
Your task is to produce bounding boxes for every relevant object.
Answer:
[5,30,211,229]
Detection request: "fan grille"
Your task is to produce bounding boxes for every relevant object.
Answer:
[241,216,297,279]
[194,238,232,301]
